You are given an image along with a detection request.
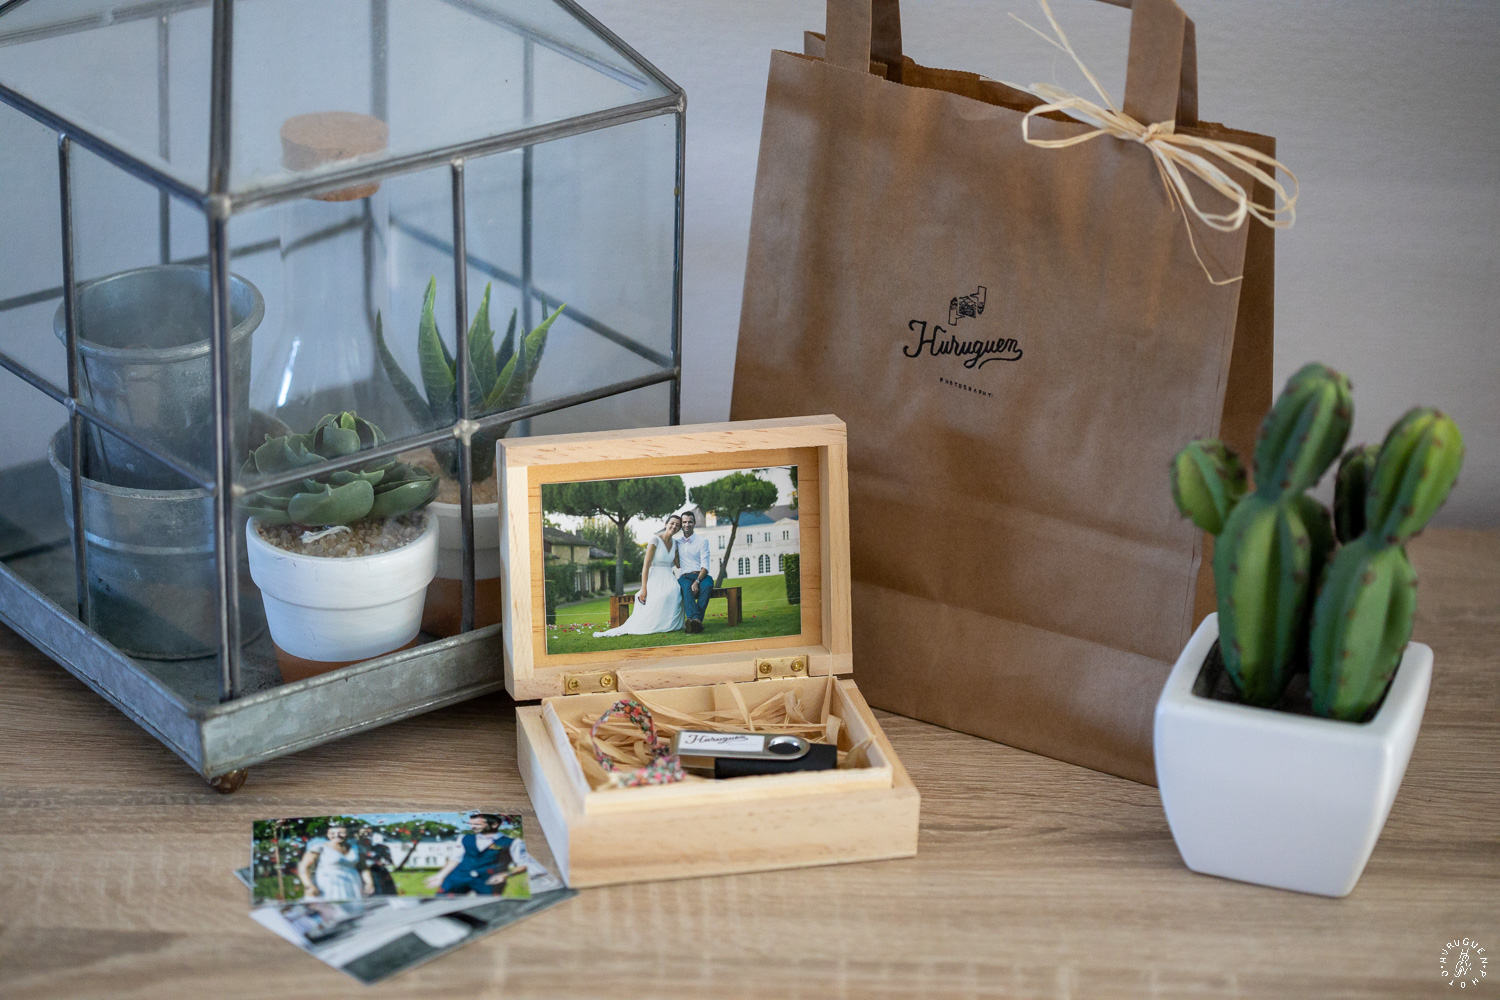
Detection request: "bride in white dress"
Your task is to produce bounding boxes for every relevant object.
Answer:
[593,515,685,638]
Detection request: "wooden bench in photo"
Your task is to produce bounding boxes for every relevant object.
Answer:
[709,586,742,627]
[611,587,742,628]
[609,594,634,628]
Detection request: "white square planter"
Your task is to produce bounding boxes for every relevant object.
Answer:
[1154,613,1432,897]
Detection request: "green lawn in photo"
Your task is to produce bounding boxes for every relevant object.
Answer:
[391,869,440,896]
[547,573,799,654]
[253,868,531,901]
[254,875,304,902]
[390,868,530,899]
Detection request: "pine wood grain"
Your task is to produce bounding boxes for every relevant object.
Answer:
[0,530,1495,1000]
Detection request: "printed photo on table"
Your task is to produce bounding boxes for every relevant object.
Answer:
[246,855,571,986]
[251,811,531,905]
[252,888,576,985]
[541,465,802,655]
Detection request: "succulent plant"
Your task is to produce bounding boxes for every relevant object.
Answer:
[1171,363,1350,706]
[1172,366,1463,722]
[1251,363,1354,496]
[240,412,438,527]
[1333,443,1380,543]
[1309,409,1463,720]
[375,277,563,486]
[1170,439,1248,536]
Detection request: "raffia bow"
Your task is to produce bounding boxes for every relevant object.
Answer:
[1012,0,1298,285]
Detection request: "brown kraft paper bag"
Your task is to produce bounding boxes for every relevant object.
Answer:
[730,0,1278,783]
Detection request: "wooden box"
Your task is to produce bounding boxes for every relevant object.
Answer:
[498,416,919,887]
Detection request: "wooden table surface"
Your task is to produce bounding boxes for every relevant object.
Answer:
[1,530,1496,1000]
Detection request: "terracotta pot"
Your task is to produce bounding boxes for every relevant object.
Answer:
[421,500,503,636]
[274,635,420,682]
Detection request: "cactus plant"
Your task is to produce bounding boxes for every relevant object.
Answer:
[1309,409,1463,720]
[1332,443,1379,543]
[375,277,563,485]
[1172,366,1463,723]
[240,412,438,527]
[1251,363,1354,496]
[1216,365,1350,704]
[1170,439,1247,536]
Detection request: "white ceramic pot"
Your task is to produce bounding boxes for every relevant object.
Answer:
[1154,613,1432,897]
[430,500,500,580]
[246,515,438,662]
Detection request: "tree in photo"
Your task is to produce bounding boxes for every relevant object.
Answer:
[372,817,464,871]
[543,476,685,595]
[253,814,367,899]
[690,471,779,587]
[576,516,644,585]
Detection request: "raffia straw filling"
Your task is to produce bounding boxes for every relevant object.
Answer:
[559,678,869,791]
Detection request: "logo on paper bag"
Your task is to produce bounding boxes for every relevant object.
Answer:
[949,286,986,324]
[901,284,1022,372]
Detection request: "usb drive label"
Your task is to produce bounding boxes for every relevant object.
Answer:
[675,732,764,754]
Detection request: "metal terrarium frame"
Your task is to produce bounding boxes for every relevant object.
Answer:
[0,0,684,789]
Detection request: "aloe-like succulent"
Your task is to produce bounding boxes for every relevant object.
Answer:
[1171,368,1463,722]
[240,412,438,527]
[375,277,563,485]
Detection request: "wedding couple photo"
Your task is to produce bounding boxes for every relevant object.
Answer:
[251,812,531,906]
[541,465,802,655]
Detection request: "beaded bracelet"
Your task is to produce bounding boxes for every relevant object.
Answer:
[588,698,687,788]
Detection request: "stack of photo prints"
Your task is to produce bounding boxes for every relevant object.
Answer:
[237,811,576,984]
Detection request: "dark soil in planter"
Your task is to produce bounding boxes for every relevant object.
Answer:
[256,512,426,557]
[1192,640,1318,716]
[1192,640,1390,722]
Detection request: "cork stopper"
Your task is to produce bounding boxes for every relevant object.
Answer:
[280,111,390,202]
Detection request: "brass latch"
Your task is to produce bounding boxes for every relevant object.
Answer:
[754,655,808,680]
[562,670,618,695]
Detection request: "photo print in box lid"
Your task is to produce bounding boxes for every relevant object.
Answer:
[541,465,801,655]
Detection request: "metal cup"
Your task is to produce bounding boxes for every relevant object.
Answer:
[48,427,264,661]
[53,264,264,490]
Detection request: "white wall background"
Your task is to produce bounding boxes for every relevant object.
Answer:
[1,0,1495,524]
[587,0,1500,526]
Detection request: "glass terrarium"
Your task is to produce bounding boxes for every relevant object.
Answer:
[0,0,682,788]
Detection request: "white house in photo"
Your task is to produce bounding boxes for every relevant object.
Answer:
[375,837,464,870]
[361,833,525,871]
[681,504,799,579]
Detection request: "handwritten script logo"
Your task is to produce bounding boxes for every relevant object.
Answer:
[903,283,1021,371]
[679,733,757,749]
[902,319,1022,369]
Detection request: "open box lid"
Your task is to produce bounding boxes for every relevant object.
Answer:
[498,416,852,701]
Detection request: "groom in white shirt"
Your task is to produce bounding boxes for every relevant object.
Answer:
[675,511,714,633]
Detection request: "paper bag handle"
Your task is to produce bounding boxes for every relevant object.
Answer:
[825,0,1199,126]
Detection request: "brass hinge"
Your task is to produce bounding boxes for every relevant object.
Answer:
[754,655,808,680]
[562,670,619,695]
